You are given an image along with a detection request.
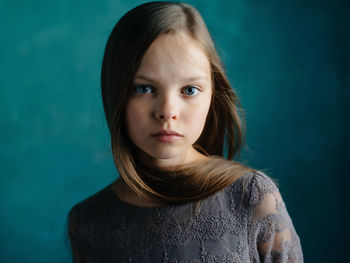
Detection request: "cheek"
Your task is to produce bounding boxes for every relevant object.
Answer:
[185,101,211,132]
[125,101,149,136]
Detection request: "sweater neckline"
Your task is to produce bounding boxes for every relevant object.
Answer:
[107,182,181,211]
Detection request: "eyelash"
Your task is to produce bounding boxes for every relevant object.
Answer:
[133,84,201,96]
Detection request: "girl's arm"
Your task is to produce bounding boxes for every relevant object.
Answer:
[247,172,304,262]
[68,206,89,263]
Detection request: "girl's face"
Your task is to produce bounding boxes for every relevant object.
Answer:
[125,32,212,169]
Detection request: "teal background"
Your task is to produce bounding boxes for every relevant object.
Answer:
[0,0,348,262]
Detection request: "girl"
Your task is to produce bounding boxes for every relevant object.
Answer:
[67,2,303,262]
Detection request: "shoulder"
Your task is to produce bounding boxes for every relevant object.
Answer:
[233,173,304,262]
[228,170,278,193]
[226,171,280,208]
[67,182,123,247]
[230,171,293,229]
[246,171,279,206]
[68,183,116,224]
[209,157,278,202]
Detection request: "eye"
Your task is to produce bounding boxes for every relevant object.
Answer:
[183,86,200,96]
[135,84,153,94]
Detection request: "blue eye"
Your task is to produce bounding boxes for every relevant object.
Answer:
[135,85,152,94]
[183,86,199,96]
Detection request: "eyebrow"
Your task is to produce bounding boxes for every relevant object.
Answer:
[133,75,209,83]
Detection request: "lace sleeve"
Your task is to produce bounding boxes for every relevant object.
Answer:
[247,172,303,263]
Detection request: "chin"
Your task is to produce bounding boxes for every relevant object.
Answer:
[134,143,194,165]
[147,151,180,160]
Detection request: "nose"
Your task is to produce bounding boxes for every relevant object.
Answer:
[157,111,177,121]
[154,95,178,121]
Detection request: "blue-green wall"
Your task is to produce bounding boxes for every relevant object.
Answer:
[1,0,348,262]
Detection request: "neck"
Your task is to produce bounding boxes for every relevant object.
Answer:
[134,147,210,171]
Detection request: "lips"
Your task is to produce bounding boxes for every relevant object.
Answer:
[151,130,183,143]
[151,130,182,136]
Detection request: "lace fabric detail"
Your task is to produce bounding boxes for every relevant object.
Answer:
[247,172,303,263]
[113,208,247,251]
[68,171,303,262]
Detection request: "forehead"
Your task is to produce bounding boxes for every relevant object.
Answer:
[134,32,211,83]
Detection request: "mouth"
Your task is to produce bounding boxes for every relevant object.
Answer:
[151,130,182,136]
[151,130,183,143]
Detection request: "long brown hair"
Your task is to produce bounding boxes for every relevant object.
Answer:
[101,1,255,205]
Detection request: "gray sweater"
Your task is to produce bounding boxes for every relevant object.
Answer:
[68,171,303,262]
